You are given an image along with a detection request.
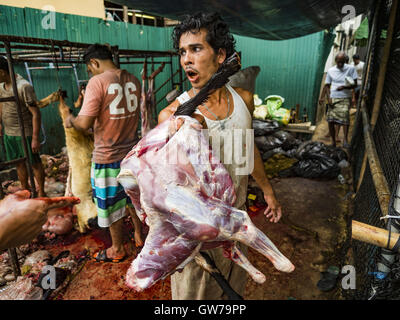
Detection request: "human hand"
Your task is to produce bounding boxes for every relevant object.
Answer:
[0,191,80,250]
[168,117,185,137]
[31,137,40,153]
[64,114,74,129]
[0,191,47,250]
[167,116,203,137]
[263,194,282,223]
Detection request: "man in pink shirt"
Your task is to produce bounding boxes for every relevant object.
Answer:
[65,44,144,262]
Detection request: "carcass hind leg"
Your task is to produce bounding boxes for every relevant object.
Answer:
[223,242,266,284]
[227,209,295,273]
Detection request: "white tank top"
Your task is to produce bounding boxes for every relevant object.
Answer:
[176,84,252,208]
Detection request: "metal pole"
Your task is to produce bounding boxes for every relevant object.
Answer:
[4,41,37,198]
[179,61,183,92]
[169,55,174,89]
[8,248,21,278]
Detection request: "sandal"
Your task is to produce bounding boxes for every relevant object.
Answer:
[317,266,340,292]
[92,249,126,263]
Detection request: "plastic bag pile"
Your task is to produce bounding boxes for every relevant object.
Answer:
[253,120,349,180]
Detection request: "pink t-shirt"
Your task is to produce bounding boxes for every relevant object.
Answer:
[79,69,141,164]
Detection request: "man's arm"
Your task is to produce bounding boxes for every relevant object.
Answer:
[234,87,282,223]
[27,103,41,153]
[65,114,96,132]
[65,77,99,131]
[319,84,332,105]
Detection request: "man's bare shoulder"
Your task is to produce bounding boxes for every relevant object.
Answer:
[232,87,253,104]
[232,87,254,113]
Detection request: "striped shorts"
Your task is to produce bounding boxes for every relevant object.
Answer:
[91,161,133,228]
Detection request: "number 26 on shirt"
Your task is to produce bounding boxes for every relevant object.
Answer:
[108,82,137,115]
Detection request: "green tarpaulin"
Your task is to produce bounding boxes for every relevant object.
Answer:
[355,17,387,46]
[111,0,373,40]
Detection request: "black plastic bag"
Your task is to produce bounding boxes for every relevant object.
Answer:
[293,153,340,179]
[253,119,280,136]
[326,146,348,162]
[255,135,283,152]
[273,130,298,150]
[296,141,328,159]
[255,130,297,153]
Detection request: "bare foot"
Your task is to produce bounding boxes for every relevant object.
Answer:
[106,246,126,259]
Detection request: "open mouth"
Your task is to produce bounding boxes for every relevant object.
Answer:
[186,69,199,82]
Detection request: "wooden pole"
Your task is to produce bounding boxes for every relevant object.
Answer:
[352,220,400,251]
[370,0,398,129]
[361,103,391,216]
[355,0,397,192]
[122,6,128,23]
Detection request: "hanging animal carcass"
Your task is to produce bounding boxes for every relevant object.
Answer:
[56,94,97,232]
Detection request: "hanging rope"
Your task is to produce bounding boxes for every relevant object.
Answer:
[50,40,62,90]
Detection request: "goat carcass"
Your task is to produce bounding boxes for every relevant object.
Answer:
[140,61,165,136]
[118,116,294,291]
[58,95,97,232]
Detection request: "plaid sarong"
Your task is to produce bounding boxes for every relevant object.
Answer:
[326,98,351,125]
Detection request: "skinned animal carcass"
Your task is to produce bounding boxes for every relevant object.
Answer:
[57,95,97,232]
[118,116,294,291]
[140,61,166,136]
[118,53,294,291]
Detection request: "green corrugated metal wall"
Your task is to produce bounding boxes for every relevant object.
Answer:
[0,4,178,155]
[0,4,333,155]
[235,30,334,122]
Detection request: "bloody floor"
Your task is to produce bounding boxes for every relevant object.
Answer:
[38,172,349,300]
[3,114,352,300]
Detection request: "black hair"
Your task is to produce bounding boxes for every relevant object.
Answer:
[172,12,236,58]
[83,43,113,64]
[353,54,360,60]
[0,56,9,73]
